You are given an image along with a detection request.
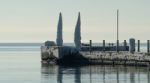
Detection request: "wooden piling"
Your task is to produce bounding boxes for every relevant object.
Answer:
[124,40,127,47]
[148,40,150,55]
[103,40,105,51]
[89,40,92,53]
[124,40,127,51]
[138,40,140,52]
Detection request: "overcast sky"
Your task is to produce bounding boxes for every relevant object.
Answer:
[0,0,150,43]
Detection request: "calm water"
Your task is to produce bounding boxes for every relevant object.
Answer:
[0,44,149,83]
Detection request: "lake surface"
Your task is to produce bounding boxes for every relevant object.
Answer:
[0,44,149,83]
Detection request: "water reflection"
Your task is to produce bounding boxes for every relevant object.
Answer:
[57,66,81,83]
[41,65,150,83]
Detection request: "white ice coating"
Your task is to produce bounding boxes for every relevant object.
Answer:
[56,13,63,46]
[74,12,81,50]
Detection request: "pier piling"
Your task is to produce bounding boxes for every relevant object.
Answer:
[138,40,140,52]
[89,40,92,53]
[147,40,150,55]
[103,40,105,51]
[124,40,127,50]
[129,38,135,54]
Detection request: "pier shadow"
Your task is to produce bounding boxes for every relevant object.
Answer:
[41,64,150,83]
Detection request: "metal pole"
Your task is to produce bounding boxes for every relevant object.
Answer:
[117,10,119,41]
[116,9,119,52]
[137,40,140,52]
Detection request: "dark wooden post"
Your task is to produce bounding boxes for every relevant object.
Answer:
[124,40,127,51]
[137,40,140,52]
[124,40,127,47]
[89,40,92,53]
[148,40,150,55]
[103,40,105,51]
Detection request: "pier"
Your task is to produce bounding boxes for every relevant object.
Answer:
[78,39,150,66]
[41,39,150,67]
[41,12,150,67]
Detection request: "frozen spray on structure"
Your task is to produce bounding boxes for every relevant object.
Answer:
[56,12,63,46]
[74,12,81,50]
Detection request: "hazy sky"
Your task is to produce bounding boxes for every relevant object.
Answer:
[0,0,150,43]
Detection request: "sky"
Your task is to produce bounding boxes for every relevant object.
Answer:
[0,0,150,43]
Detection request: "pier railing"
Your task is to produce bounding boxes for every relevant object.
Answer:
[81,39,150,55]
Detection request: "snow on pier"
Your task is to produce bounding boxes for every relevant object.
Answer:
[80,51,150,66]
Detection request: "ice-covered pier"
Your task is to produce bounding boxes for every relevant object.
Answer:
[41,40,150,66]
[80,51,150,66]
[41,12,150,67]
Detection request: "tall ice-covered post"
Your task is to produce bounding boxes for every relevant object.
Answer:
[74,12,81,50]
[56,12,63,46]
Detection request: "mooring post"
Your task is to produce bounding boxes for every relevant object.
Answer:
[147,40,150,55]
[89,40,92,53]
[103,40,105,52]
[129,38,135,54]
[116,40,119,52]
[124,40,127,50]
[138,40,140,52]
